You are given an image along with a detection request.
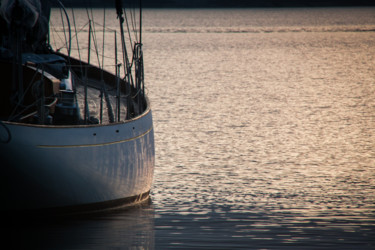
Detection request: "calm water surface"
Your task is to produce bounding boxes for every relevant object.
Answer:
[6,7,375,249]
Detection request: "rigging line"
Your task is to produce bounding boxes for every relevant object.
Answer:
[121,24,133,82]
[123,8,133,47]
[129,1,139,43]
[73,21,90,35]
[116,0,134,81]
[71,8,85,81]
[131,85,142,99]
[60,22,90,49]
[125,9,140,70]
[127,7,137,44]
[50,26,59,50]
[49,20,65,51]
[8,65,44,120]
[71,9,83,62]
[88,5,112,120]
[92,21,116,32]
[134,9,139,44]
[85,7,102,70]
[130,43,139,72]
[89,6,102,70]
[8,94,55,122]
[140,0,142,45]
[85,8,92,64]
[59,8,69,55]
[102,8,106,71]
[49,18,56,47]
[67,54,118,66]
[57,0,72,57]
[54,21,90,52]
[127,3,140,69]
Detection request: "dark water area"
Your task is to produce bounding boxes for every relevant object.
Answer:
[3,7,375,249]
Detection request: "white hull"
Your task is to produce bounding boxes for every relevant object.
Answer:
[0,109,154,212]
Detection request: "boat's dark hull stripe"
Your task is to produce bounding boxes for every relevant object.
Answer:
[4,191,150,216]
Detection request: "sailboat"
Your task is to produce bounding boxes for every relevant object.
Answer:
[0,0,154,214]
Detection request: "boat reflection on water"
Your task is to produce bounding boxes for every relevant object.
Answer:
[2,200,155,249]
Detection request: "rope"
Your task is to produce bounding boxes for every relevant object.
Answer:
[0,121,11,144]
